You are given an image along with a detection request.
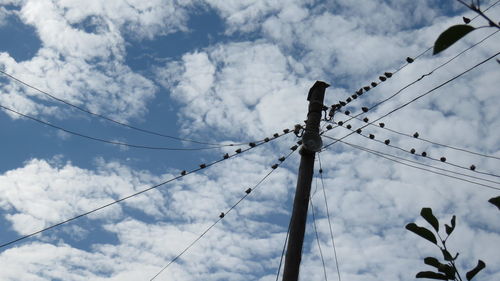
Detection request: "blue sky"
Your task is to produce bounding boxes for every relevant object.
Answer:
[0,0,499,280]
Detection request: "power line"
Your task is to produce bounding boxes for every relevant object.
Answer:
[328,128,500,185]
[338,112,500,161]
[0,133,294,250]
[0,103,292,151]
[324,2,500,116]
[334,122,500,180]
[0,69,233,146]
[470,0,500,21]
[275,222,291,281]
[323,135,500,191]
[150,146,298,280]
[323,50,500,150]
[317,153,342,281]
[310,195,328,281]
[326,30,498,121]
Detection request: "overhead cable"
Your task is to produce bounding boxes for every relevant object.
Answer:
[0,69,261,147]
[323,51,500,151]
[0,103,292,151]
[150,145,298,280]
[323,135,500,191]
[326,30,498,120]
[334,121,500,180]
[338,112,500,161]
[0,133,295,250]
[317,153,342,281]
[310,196,329,281]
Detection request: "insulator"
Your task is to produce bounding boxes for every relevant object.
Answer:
[294,124,302,135]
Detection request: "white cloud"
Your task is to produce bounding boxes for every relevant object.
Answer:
[158,41,312,140]
[0,0,199,122]
[0,157,166,235]
[1,0,500,280]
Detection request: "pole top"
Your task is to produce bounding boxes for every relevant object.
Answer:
[307,81,330,102]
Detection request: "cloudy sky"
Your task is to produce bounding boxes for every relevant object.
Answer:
[0,0,499,280]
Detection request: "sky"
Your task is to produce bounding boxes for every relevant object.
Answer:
[0,0,499,280]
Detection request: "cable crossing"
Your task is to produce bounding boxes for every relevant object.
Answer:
[325,30,499,123]
[332,121,500,179]
[323,135,500,191]
[150,143,299,280]
[0,131,293,250]
[322,51,500,151]
[336,111,500,161]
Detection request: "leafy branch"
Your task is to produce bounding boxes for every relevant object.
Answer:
[405,208,486,280]
[433,0,499,55]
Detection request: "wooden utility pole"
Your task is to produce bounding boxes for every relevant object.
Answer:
[282,81,329,281]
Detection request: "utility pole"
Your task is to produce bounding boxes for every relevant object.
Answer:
[282,81,329,281]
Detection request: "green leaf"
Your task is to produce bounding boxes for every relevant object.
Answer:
[445,215,456,235]
[423,257,455,279]
[424,257,442,268]
[421,208,439,232]
[438,264,455,280]
[488,196,500,210]
[433,25,476,55]
[416,271,448,280]
[441,249,458,261]
[466,260,486,280]
[406,223,437,244]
